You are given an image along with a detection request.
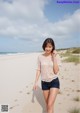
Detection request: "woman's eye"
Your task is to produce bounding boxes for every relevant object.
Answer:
[49,46,52,48]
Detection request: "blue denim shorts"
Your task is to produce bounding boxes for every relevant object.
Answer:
[41,77,60,90]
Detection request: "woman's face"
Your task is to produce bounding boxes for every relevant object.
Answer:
[45,43,53,54]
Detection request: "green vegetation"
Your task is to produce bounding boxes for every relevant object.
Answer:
[60,52,71,57]
[68,108,80,113]
[60,47,80,64]
[72,48,80,54]
[57,47,80,53]
[66,47,80,54]
[73,96,80,101]
[63,55,80,64]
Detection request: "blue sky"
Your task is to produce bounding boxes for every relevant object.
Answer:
[0,0,80,52]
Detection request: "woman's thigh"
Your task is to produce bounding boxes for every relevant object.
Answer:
[48,88,59,105]
[43,90,50,104]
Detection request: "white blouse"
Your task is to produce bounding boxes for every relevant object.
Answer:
[36,53,62,82]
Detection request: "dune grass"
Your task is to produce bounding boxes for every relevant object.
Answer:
[63,55,80,64]
[60,47,80,64]
[73,96,80,101]
[60,52,71,57]
[66,48,80,54]
[72,48,80,54]
[68,107,80,113]
[60,47,80,54]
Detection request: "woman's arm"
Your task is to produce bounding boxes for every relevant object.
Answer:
[33,70,41,90]
[53,56,59,74]
[52,50,59,74]
[34,70,41,84]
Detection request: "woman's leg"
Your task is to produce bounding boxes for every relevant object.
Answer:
[43,90,50,112]
[47,88,59,113]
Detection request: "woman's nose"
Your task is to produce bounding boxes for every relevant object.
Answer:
[46,48,50,50]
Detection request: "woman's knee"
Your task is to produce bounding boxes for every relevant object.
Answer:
[47,101,54,110]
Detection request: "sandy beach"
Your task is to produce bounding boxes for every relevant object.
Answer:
[0,52,80,113]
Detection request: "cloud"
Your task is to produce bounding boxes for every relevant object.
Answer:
[0,0,80,42]
[0,0,48,39]
[42,9,80,38]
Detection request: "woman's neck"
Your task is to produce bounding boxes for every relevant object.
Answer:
[44,52,51,56]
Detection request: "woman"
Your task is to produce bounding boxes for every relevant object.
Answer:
[33,38,61,113]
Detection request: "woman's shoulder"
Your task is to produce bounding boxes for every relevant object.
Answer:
[37,53,44,59]
[38,53,43,57]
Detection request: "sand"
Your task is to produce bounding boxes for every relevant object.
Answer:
[0,52,80,113]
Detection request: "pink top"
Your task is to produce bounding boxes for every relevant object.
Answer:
[36,53,61,82]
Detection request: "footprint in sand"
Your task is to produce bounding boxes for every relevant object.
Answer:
[58,91,62,94]
[72,89,75,92]
[14,99,18,102]
[67,94,70,96]
[19,91,23,93]
[26,92,30,95]
[76,90,80,92]
[61,77,64,79]
[9,106,14,109]
[26,86,28,88]
[9,104,19,110]
[58,103,61,104]
[71,80,75,82]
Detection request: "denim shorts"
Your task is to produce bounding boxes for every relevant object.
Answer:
[41,77,60,90]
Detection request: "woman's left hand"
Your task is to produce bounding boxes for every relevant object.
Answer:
[52,50,58,57]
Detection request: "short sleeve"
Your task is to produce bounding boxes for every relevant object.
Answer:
[36,56,41,71]
[56,54,62,67]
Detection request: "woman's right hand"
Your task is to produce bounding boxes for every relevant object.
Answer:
[33,83,38,90]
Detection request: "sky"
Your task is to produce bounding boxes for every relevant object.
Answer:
[0,0,80,52]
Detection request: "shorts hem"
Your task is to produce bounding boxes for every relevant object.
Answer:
[41,77,60,90]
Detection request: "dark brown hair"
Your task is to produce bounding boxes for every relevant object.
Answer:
[42,38,55,52]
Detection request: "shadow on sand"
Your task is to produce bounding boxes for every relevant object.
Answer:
[32,86,47,113]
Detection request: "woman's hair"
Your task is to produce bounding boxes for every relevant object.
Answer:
[42,38,55,52]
